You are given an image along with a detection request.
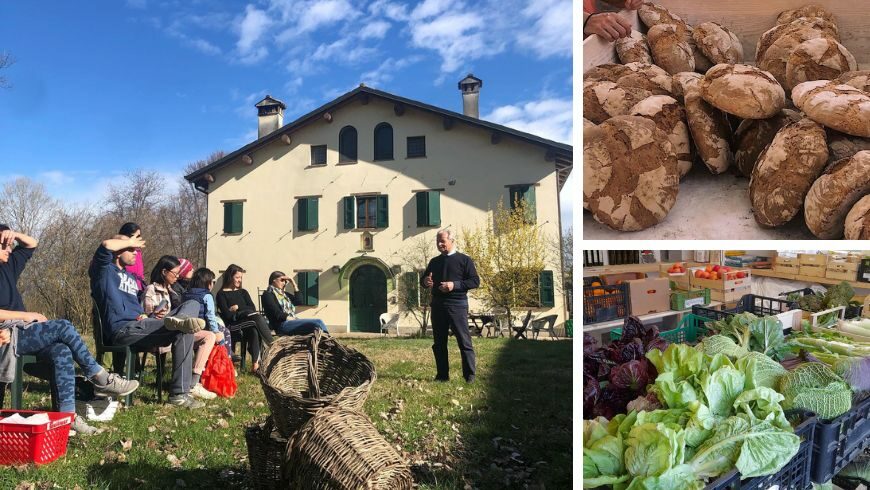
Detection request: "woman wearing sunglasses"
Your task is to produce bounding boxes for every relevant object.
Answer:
[262,271,329,336]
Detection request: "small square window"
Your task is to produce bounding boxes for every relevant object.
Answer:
[310,145,327,166]
[407,136,426,158]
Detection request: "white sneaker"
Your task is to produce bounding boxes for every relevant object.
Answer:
[190,383,217,400]
[75,398,119,422]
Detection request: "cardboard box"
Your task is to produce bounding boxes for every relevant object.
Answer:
[799,253,828,266]
[628,277,670,315]
[800,264,826,278]
[689,267,752,290]
[601,272,645,286]
[710,286,751,303]
[659,264,691,289]
[773,264,800,275]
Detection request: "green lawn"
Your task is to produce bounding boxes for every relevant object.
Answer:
[1,337,572,489]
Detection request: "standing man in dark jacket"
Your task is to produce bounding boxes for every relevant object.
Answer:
[421,229,480,383]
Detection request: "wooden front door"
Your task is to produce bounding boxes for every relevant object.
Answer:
[349,265,387,333]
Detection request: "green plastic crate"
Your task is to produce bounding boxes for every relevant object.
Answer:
[565,319,573,338]
[609,313,711,344]
[670,288,711,311]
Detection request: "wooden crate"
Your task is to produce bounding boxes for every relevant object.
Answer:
[799,253,829,266]
[775,256,800,266]
[800,264,827,278]
[710,286,752,303]
[826,269,858,281]
[689,267,752,290]
[773,264,800,275]
[828,261,860,274]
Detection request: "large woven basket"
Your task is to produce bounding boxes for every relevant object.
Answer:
[244,417,288,489]
[258,331,376,437]
[284,406,413,489]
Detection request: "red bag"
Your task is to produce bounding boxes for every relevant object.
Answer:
[200,345,238,398]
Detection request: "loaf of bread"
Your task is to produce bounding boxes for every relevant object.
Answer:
[648,24,695,74]
[616,31,653,64]
[630,95,693,177]
[583,81,653,124]
[618,62,674,95]
[584,64,632,83]
[692,22,743,64]
[750,118,829,227]
[584,115,679,231]
[734,109,802,177]
[804,150,870,238]
[777,4,836,25]
[756,18,840,62]
[792,80,870,138]
[785,38,857,92]
[827,131,870,166]
[844,195,870,239]
[673,72,732,173]
[638,2,687,30]
[700,64,786,119]
[759,26,833,86]
[836,70,870,92]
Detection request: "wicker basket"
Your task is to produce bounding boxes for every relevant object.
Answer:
[244,417,288,489]
[285,407,413,489]
[258,331,376,437]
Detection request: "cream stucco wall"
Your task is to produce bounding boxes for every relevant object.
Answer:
[204,97,568,333]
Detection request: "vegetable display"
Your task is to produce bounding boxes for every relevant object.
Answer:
[709,312,789,360]
[778,362,852,420]
[796,281,856,312]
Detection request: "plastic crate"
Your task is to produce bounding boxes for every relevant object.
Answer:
[705,412,816,490]
[781,288,863,319]
[609,313,710,344]
[692,294,793,321]
[670,288,711,311]
[565,319,573,338]
[0,410,74,465]
[810,394,870,483]
[583,283,629,325]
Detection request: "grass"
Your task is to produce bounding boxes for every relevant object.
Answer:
[1,336,572,489]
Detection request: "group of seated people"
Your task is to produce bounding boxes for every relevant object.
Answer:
[0,221,328,435]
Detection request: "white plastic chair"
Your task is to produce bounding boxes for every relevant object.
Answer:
[379,313,400,336]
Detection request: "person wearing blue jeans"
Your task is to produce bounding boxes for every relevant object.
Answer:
[0,225,139,435]
[261,271,329,336]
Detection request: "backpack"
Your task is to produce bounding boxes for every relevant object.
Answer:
[200,346,237,398]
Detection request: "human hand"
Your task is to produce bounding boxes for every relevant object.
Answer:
[229,305,239,312]
[0,329,10,346]
[215,332,225,343]
[423,273,434,288]
[584,12,632,41]
[438,281,454,293]
[24,312,48,323]
[0,229,16,249]
[623,0,643,9]
[128,235,146,249]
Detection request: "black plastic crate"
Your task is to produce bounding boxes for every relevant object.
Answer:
[692,294,793,322]
[705,412,816,490]
[583,276,603,287]
[583,283,629,325]
[810,394,870,483]
[781,287,864,319]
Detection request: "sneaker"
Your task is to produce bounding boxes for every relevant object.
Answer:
[164,317,205,334]
[71,416,97,436]
[93,373,140,398]
[168,393,206,409]
[190,383,217,400]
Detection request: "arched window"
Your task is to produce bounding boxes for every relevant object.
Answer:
[338,125,357,163]
[373,122,393,161]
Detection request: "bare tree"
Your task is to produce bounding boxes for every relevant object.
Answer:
[0,52,14,89]
[0,177,58,238]
[105,170,164,222]
[396,236,435,335]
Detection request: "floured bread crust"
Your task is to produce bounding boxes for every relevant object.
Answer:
[804,151,870,238]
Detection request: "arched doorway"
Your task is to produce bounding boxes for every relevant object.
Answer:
[349,264,387,332]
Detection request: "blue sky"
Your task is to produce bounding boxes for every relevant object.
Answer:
[0,0,573,226]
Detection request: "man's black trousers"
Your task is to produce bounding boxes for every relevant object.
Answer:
[431,303,476,380]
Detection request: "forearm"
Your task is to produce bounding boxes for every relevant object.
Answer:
[0,309,29,322]
[12,232,37,249]
[101,237,134,252]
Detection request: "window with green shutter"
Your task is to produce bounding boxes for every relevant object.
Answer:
[223,202,243,234]
[297,197,319,231]
[343,196,355,229]
[539,270,555,307]
[376,195,389,228]
[310,145,327,166]
[416,191,441,227]
[508,185,537,224]
[295,271,319,306]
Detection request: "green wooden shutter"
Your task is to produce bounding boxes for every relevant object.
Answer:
[224,202,243,234]
[402,271,419,307]
[298,198,318,231]
[297,199,308,231]
[223,203,233,233]
[308,198,318,230]
[539,270,555,307]
[416,192,427,226]
[296,272,320,306]
[343,196,355,229]
[428,191,441,226]
[376,195,389,228]
[524,186,537,223]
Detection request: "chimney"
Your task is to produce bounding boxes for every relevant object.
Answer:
[458,74,482,118]
[255,95,286,138]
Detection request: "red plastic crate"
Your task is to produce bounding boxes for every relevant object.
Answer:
[0,410,74,465]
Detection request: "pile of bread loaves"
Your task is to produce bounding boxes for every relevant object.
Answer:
[583,2,870,239]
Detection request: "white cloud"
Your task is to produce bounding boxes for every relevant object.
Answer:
[38,171,75,186]
[410,0,456,20]
[126,0,147,9]
[359,20,391,39]
[360,56,423,88]
[410,11,505,74]
[299,0,357,32]
[367,0,409,21]
[516,0,572,58]
[236,5,272,63]
[484,97,573,144]
[189,38,222,56]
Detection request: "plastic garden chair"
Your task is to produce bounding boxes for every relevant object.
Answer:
[531,315,559,340]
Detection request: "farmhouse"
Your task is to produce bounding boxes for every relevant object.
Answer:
[184,75,572,333]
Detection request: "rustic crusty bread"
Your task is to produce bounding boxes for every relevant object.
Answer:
[584,64,632,83]
[583,81,653,124]
[759,26,834,87]
[785,38,857,92]
[734,109,802,177]
[756,18,840,62]
[749,118,829,227]
[673,72,732,174]
[583,115,679,231]
[777,4,837,26]
[844,195,870,240]
[616,31,654,64]
[630,95,693,177]
[827,131,870,166]
[648,24,695,74]
[804,150,870,238]
[700,64,786,119]
[835,70,870,92]
[638,2,687,30]
[618,62,674,95]
[792,80,870,138]
[692,22,743,64]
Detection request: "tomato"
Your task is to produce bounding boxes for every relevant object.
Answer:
[736,271,746,279]
[694,270,702,278]
[705,265,713,273]
[722,266,731,272]
[712,265,720,273]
